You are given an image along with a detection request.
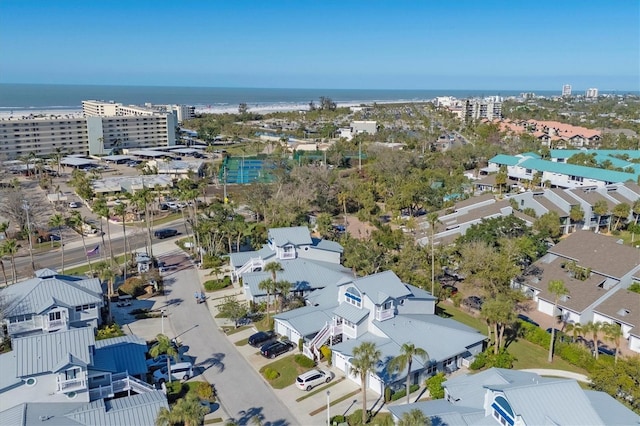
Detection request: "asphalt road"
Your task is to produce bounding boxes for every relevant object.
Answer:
[163,259,297,426]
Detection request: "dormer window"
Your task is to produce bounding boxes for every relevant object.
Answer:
[345,287,362,308]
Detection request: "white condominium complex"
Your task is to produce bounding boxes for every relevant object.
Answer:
[464,98,502,121]
[0,100,180,159]
[585,88,599,99]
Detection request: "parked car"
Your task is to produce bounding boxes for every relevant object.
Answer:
[517,314,540,327]
[152,362,194,384]
[597,346,615,356]
[296,369,332,391]
[463,296,484,310]
[69,201,80,208]
[248,331,277,347]
[154,229,178,239]
[165,201,179,210]
[146,354,188,371]
[260,340,294,359]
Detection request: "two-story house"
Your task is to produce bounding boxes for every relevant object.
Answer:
[230,226,349,302]
[274,270,486,395]
[1,269,104,338]
[388,368,638,426]
[513,231,640,354]
[0,327,155,411]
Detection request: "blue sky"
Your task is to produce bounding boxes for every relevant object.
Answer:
[0,0,638,90]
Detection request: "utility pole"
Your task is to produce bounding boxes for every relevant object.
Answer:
[22,201,35,273]
[358,140,362,172]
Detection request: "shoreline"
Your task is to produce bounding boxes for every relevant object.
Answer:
[0,99,433,120]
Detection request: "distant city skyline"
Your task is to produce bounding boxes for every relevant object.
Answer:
[0,0,638,91]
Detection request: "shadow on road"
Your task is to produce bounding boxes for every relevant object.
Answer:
[196,352,226,374]
[230,407,291,426]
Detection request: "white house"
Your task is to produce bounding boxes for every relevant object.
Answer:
[274,270,486,395]
[230,226,348,302]
[1,269,104,338]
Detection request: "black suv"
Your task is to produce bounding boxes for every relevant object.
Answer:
[248,331,276,347]
[154,229,178,239]
[260,340,294,359]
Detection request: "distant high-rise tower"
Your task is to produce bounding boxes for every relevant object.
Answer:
[585,88,599,99]
[562,84,572,97]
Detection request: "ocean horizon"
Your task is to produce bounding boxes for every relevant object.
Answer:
[0,83,636,114]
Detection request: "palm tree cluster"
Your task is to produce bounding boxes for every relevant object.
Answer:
[155,393,209,426]
[258,262,292,326]
[564,321,624,363]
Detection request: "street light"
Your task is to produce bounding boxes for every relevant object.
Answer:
[161,309,166,335]
[326,390,331,425]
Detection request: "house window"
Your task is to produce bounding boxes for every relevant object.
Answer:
[49,311,62,321]
[383,301,392,310]
[25,377,37,386]
[345,287,362,308]
[491,396,515,426]
[66,368,78,380]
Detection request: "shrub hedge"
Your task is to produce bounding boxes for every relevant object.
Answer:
[294,354,315,368]
[204,277,232,292]
[263,367,280,380]
[390,384,420,401]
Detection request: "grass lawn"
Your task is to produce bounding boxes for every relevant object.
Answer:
[259,354,313,389]
[64,254,128,276]
[437,303,588,375]
[234,338,249,346]
[221,325,250,335]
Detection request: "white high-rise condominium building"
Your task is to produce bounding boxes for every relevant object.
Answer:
[585,88,599,99]
[562,84,572,97]
[464,99,502,121]
[0,101,178,159]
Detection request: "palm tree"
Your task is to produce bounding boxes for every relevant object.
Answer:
[69,211,94,275]
[350,341,381,425]
[275,280,292,313]
[178,394,210,426]
[113,202,130,274]
[569,205,584,232]
[155,405,179,426]
[94,197,115,266]
[0,221,9,239]
[631,199,640,243]
[258,278,277,326]
[149,334,179,384]
[426,212,440,296]
[2,239,19,283]
[564,322,583,344]
[547,279,569,363]
[388,343,429,404]
[96,261,116,322]
[592,200,608,233]
[584,321,603,359]
[398,408,430,426]
[602,322,623,363]
[49,213,66,273]
[611,202,630,231]
[0,243,8,285]
[263,262,283,313]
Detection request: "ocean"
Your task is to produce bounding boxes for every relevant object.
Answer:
[0,83,562,115]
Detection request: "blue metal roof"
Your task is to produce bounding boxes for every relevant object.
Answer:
[332,302,369,324]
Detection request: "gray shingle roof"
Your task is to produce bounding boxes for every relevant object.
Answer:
[333,303,369,324]
[351,270,412,305]
[2,273,102,317]
[268,226,312,247]
[12,327,95,376]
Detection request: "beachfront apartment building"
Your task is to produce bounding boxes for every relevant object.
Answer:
[0,100,178,159]
[465,99,502,121]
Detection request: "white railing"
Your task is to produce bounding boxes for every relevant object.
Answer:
[45,318,67,331]
[57,377,87,393]
[376,309,394,321]
[309,322,330,350]
[236,258,263,278]
[110,373,156,395]
[127,375,156,394]
[7,317,43,335]
[89,384,114,400]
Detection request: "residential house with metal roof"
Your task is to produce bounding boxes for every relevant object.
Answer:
[388,368,638,426]
[229,226,347,302]
[487,151,639,189]
[274,270,486,395]
[1,269,104,338]
[0,328,156,411]
[0,390,168,426]
[512,231,640,354]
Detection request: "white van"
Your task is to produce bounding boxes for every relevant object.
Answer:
[152,362,193,383]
